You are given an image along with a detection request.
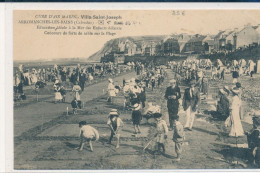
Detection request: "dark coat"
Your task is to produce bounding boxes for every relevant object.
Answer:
[70,73,78,84]
[165,86,181,111]
[182,87,200,111]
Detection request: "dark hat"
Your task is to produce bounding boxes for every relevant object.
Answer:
[154,113,162,118]
[236,82,242,88]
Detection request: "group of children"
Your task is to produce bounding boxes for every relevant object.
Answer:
[76,106,184,162]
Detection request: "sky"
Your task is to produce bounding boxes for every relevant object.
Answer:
[13,10,260,61]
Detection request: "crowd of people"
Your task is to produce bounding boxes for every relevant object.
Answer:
[13,58,260,166]
[96,58,259,163]
[13,62,130,102]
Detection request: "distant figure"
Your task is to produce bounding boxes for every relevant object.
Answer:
[79,71,87,91]
[54,83,63,103]
[151,76,156,91]
[232,69,239,84]
[72,82,81,101]
[70,70,78,85]
[107,78,116,103]
[201,76,209,97]
[220,68,225,80]
[59,86,66,103]
[71,98,82,115]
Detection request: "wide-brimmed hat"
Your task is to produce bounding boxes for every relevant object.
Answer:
[133,103,141,110]
[109,109,119,116]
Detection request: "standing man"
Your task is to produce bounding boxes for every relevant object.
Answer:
[164,79,181,131]
[79,69,87,92]
[182,80,200,131]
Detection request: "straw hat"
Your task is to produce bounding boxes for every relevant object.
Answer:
[109,109,118,116]
[133,103,141,110]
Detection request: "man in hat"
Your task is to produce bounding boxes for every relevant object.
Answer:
[79,69,87,92]
[154,113,168,154]
[182,80,200,131]
[107,109,124,149]
[165,79,181,130]
[70,70,78,85]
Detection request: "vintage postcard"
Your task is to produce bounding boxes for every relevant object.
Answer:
[7,4,260,172]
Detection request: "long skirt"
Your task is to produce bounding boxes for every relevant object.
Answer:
[55,92,63,100]
[229,107,244,137]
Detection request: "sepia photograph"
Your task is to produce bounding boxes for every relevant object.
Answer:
[11,8,260,170]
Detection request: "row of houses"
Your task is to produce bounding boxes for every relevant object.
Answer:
[102,23,260,62]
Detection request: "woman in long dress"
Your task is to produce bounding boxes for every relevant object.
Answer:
[54,83,63,103]
[229,88,244,137]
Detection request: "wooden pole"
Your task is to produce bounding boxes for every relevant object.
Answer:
[66,107,69,116]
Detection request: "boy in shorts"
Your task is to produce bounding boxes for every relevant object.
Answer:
[77,121,99,152]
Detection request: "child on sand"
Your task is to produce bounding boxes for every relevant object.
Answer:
[154,113,168,154]
[172,116,184,162]
[107,109,124,149]
[77,121,99,152]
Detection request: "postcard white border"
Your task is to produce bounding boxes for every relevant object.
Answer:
[3,2,260,173]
